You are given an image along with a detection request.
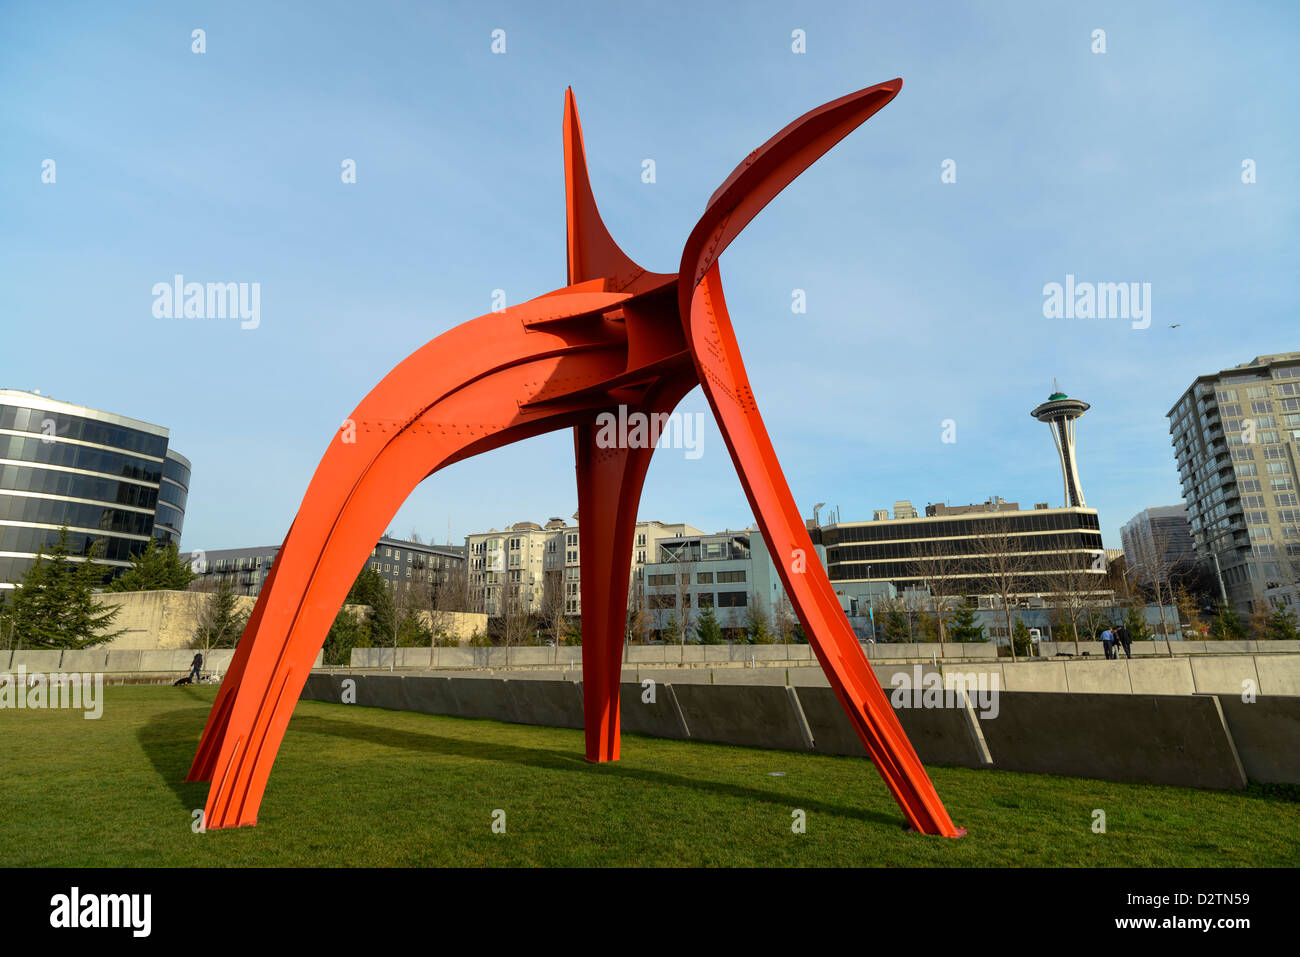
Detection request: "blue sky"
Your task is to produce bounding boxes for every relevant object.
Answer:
[3,1,1297,553]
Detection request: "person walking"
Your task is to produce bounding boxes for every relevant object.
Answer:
[1115,623,1133,659]
[188,652,203,683]
[1100,624,1116,660]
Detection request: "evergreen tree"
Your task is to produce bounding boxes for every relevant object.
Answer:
[915,612,940,642]
[107,538,197,592]
[323,607,371,666]
[563,620,582,645]
[0,590,14,648]
[1262,606,1300,642]
[347,566,396,638]
[8,528,123,649]
[1010,617,1034,658]
[695,605,724,644]
[945,603,987,642]
[192,575,249,651]
[1174,584,1206,637]
[663,613,681,644]
[745,602,774,644]
[1123,604,1154,642]
[882,605,910,642]
[1209,601,1248,640]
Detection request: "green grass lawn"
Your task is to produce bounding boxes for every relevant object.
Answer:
[1,685,1296,866]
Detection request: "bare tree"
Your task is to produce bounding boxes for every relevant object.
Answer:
[672,554,694,660]
[500,582,532,659]
[772,592,796,647]
[1125,522,1179,656]
[970,517,1037,662]
[908,537,966,652]
[543,566,571,663]
[625,575,651,648]
[1040,550,1106,648]
[191,574,249,657]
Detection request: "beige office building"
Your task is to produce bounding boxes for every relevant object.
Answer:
[465,518,701,616]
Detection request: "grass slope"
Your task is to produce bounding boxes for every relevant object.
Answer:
[0,685,1296,866]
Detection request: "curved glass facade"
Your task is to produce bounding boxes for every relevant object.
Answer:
[0,390,188,589]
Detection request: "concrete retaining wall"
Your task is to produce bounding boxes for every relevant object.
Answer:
[977,691,1247,789]
[1214,695,1300,784]
[503,679,584,729]
[297,671,1300,786]
[669,683,810,751]
[619,680,690,739]
[1190,656,1261,695]
[794,685,991,768]
[1258,656,1300,695]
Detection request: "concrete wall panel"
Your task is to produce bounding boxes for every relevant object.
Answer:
[1258,656,1300,696]
[979,691,1246,789]
[444,675,518,723]
[104,650,143,673]
[618,681,689,739]
[669,682,808,751]
[795,685,989,768]
[1215,695,1300,784]
[1064,660,1133,694]
[502,679,584,729]
[9,650,64,672]
[360,674,412,712]
[58,650,109,672]
[1190,656,1261,695]
[1126,657,1196,695]
[1000,661,1068,693]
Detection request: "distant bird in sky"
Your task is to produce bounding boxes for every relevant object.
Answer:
[1169,324,1180,328]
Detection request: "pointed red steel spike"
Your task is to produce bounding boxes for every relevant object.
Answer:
[564,88,644,290]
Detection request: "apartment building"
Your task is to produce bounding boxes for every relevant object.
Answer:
[1168,351,1300,611]
[465,518,701,617]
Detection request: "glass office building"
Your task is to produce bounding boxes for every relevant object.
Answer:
[0,389,189,590]
[814,502,1106,598]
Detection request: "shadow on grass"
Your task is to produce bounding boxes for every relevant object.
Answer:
[135,690,214,812]
[287,710,902,828]
[134,692,901,829]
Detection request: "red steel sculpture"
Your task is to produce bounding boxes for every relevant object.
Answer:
[189,77,966,838]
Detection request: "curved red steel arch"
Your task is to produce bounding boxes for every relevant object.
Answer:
[188,78,965,838]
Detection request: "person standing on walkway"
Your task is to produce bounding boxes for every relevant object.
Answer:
[189,652,203,683]
[1115,623,1133,659]
[1100,625,1116,660]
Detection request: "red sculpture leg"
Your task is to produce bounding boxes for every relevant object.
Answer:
[573,423,651,762]
[572,372,695,760]
[187,305,646,826]
[687,265,964,837]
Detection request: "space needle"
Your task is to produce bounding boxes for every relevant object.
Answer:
[1031,382,1091,507]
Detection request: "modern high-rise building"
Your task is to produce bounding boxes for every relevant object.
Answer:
[1031,384,1091,507]
[0,389,190,591]
[1167,351,1300,612]
[465,518,701,617]
[1119,505,1196,584]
